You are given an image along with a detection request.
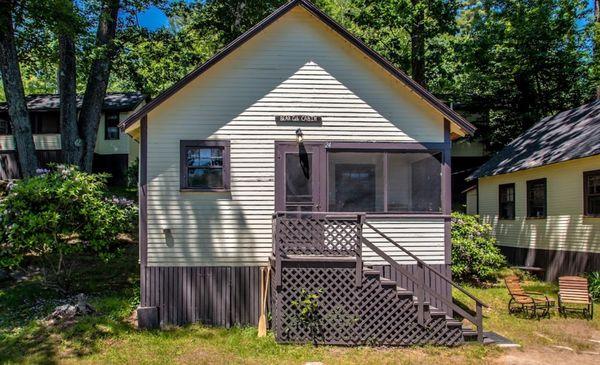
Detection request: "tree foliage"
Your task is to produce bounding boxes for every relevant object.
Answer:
[0,165,137,292]
[453,0,594,151]
[451,212,506,285]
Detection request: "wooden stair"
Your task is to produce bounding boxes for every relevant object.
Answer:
[272,212,489,346]
[273,256,487,346]
[362,266,494,346]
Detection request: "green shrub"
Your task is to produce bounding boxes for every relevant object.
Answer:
[0,165,137,292]
[451,212,507,285]
[588,272,600,302]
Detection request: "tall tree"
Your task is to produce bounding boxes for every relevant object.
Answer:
[78,0,120,172]
[0,0,38,177]
[453,0,593,150]
[58,32,80,165]
[411,0,426,86]
[595,0,599,98]
[56,0,82,165]
[345,0,458,88]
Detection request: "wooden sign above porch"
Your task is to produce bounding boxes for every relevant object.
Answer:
[275,115,322,123]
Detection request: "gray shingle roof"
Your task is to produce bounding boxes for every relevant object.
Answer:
[468,99,600,180]
[0,92,145,112]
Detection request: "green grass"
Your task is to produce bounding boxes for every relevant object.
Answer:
[1,248,599,364]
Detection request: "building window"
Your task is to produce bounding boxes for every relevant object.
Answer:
[526,178,546,218]
[499,183,515,220]
[0,113,10,135]
[31,112,59,134]
[104,112,120,140]
[584,170,600,217]
[180,140,230,191]
[328,151,442,213]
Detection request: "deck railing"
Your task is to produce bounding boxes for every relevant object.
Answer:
[272,211,365,287]
[272,211,488,343]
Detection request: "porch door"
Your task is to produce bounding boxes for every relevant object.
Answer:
[275,142,325,212]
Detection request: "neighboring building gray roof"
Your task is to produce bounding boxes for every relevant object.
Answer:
[0,92,145,112]
[468,99,600,180]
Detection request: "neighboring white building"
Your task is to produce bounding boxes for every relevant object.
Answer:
[0,92,144,184]
[467,100,600,280]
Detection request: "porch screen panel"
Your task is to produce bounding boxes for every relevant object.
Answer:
[328,151,441,213]
[328,152,384,212]
[388,152,441,213]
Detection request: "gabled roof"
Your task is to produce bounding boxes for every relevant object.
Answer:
[468,99,600,180]
[0,92,145,112]
[119,0,475,135]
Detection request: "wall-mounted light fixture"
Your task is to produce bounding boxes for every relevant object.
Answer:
[295,128,304,143]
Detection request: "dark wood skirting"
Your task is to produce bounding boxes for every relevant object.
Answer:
[374,263,452,313]
[0,150,63,180]
[140,266,267,327]
[141,263,452,329]
[92,153,129,186]
[0,151,19,180]
[500,245,600,281]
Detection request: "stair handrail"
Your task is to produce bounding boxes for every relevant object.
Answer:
[363,221,487,343]
[364,221,487,308]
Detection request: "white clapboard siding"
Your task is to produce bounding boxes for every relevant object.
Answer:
[0,135,15,151]
[466,188,478,215]
[95,110,140,158]
[145,7,447,266]
[478,155,600,254]
[0,134,62,151]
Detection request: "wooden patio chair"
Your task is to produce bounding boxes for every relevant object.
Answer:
[505,275,554,318]
[558,276,593,320]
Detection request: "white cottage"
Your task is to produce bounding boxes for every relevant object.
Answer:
[0,92,144,184]
[121,0,486,346]
[467,100,600,280]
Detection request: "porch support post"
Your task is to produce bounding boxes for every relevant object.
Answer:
[442,119,452,262]
[442,119,453,313]
[139,116,148,304]
[355,214,364,288]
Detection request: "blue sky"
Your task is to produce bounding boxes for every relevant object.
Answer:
[137,0,597,31]
[136,0,194,30]
[137,6,171,30]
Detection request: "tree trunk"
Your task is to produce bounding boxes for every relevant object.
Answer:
[595,0,599,99]
[78,0,119,172]
[0,0,38,177]
[411,0,426,87]
[58,33,81,165]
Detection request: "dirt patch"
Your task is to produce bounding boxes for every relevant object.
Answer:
[176,347,244,365]
[496,347,599,365]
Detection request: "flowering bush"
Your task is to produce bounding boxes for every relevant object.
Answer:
[451,212,506,285]
[0,165,137,292]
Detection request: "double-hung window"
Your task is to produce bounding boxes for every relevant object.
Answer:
[584,170,600,217]
[499,183,515,220]
[104,112,120,140]
[526,178,546,218]
[180,140,230,191]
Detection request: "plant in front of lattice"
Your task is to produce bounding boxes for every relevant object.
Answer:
[588,272,600,303]
[0,165,137,293]
[451,212,507,286]
[288,288,323,346]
